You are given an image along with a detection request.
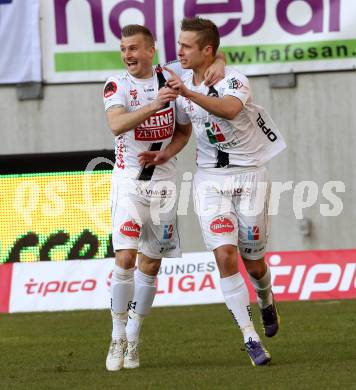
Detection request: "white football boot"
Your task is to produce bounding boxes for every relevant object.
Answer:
[124,339,140,369]
[106,338,127,371]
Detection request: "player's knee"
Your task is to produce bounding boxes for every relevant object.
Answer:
[242,257,266,279]
[214,245,238,275]
[139,257,161,276]
[116,250,137,269]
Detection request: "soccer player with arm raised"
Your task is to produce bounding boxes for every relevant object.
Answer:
[140,17,287,367]
[103,24,225,371]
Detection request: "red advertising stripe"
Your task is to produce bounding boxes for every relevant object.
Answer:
[239,249,356,302]
[0,263,13,313]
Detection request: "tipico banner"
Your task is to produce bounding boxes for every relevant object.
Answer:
[41,0,356,83]
[1,249,356,313]
[0,0,41,83]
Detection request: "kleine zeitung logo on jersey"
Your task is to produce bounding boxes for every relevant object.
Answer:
[135,107,174,141]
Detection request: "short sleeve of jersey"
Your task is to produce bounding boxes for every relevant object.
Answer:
[175,98,190,125]
[221,71,250,106]
[103,76,126,111]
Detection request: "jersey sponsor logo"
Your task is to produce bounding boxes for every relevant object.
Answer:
[163,224,173,240]
[135,107,174,141]
[256,112,277,142]
[115,138,125,169]
[120,220,140,238]
[210,216,235,234]
[205,121,225,144]
[104,81,117,98]
[219,187,251,197]
[228,77,243,90]
[248,225,260,240]
[136,185,173,198]
[216,139,239,151]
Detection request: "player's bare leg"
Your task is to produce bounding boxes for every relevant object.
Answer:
[124,253,161,369]
[106,249,136,371]
[242,256,280,337]
[215,245,271,366]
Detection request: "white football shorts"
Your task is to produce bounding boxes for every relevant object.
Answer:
[193,165,271,260]
[110,175,181,259]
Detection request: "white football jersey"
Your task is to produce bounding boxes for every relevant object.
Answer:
[104,62,185,180]
[176,67,287,168]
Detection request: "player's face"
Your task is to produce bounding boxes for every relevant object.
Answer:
[177,31,209,70]
[120,34,155,79]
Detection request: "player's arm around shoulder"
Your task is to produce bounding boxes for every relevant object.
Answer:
[165,66,245,121]
[186,81,244,120]
[103,76,178,136]
[198,67,250,120]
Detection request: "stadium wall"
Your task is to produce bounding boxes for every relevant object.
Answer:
[1,71,355,252]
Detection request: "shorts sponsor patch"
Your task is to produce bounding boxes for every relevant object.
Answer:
[247,225,260,240]
[210,216,235,234]
[163,224,173,239]
[104,81,117,98]
[120,220,140,238]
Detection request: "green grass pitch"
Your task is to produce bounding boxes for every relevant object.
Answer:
[1,300,356,390]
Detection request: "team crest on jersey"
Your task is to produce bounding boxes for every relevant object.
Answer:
[120,220,141,238]
[227,77,243,90]
[210,216,234,234]
[205,121,225,144]
[247,225,260,240]
[104,81,117,98]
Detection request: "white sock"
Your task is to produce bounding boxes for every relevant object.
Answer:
[220,273,260,343]
[126,310,144,343]
[126,269,156,342]
[249,266,273,309]
[111,311,128,340]
[110,265,134,340]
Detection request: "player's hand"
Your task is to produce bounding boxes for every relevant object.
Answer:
[137,150,170,167]
[164,67,189,97]
[204,57,225,86]
[153,86,178,110]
